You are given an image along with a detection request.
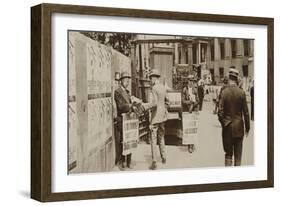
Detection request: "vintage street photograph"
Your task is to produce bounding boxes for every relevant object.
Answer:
[68,31,254,174]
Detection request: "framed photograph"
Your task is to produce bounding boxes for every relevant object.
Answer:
[31,3,274,202]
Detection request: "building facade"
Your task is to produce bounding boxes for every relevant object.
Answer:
[132,35,254,93]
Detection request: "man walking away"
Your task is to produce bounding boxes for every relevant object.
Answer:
[197,79,205,111]
[218,68,250,166]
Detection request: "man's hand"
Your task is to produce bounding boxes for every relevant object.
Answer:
[245,131,249,138]
[131,96,142,104]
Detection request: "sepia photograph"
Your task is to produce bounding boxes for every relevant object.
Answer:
[67,31,254,174]
[30,3,274,201]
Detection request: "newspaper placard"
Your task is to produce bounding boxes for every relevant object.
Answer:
[182,112,199,145]
[122,113,139,155]
[166,92,182,108]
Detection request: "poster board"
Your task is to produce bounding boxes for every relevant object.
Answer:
[166,91,182,109]
[122,113,139,155]
[182,112,199,145]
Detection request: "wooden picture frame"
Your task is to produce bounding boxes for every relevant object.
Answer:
[31,3,274,202]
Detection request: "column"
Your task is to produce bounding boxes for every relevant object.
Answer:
[236,39,244,57]
[174,43,179,65]
[214,38,221,83]
[249,40,254,57]
[180,45,185,64]
[187,44,193,66]
[214,38,221,60]
[225,39,231,59]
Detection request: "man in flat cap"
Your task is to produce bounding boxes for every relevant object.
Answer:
[114,71,134,170]
[218,68,250,166]
[147,69,169,170]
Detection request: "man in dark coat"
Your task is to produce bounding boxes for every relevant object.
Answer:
[250,81,254,121]
[197,80,204,111]
[218,68,250,166]
[114,71,134,170]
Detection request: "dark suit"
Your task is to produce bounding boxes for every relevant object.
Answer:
[218,84,250,166]
[250,86,254,120]
[114,86,132,167]
[197,85,204,111]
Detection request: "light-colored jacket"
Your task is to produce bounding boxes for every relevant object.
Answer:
[148,82,168,124]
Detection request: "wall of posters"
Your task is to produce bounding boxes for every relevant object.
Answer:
[68,32,113,173]
[68,33,78,172]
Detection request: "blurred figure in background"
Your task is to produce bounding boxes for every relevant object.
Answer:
[182,75,199,113]
[250,80,254,121]
[197,79,205,111]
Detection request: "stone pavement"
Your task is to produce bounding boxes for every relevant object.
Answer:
[112,100,254,172]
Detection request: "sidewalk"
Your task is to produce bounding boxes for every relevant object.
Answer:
[113,101,254,172]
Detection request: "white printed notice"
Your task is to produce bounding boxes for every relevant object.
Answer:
[122,113,139,155]
[182,112,199,145]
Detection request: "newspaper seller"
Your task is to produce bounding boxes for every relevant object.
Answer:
[181,75,199,153]
[114,71,139,170]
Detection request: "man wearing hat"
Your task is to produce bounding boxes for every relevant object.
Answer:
[147,69,169,170]
[114,71,134,170]
[218,68,250,166]
[181,74,199,153]
[182,75,199,113]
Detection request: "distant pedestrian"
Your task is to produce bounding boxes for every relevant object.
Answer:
[182,75,199,113]
[250,81,254,121]
[218,68,250,166]
[197,80,205,111]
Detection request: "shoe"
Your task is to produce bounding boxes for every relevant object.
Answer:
[234,159,241,166]
[127,163,134,169]
[149,161,157,170]
[118,162,126,171]
[225,158,233,166]
[162,158,166,164]
[188,145,194,153]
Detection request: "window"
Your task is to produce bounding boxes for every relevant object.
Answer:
[211,43,215,61]
[242,65,249,77]
[200,44,207,62]
[185,50,189,64]
[210,68,214,78]
[231,39,237,58]
[178,49,181,64]
[244,39,249,56]
[220,41,225,59]
[219,67,224,79]
[192,44,197,64]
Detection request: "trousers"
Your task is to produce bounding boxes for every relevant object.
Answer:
[222,125,243,165]
[150,122,166,162]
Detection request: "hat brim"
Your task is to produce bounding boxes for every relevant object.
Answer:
[120,76,131,80]
[149,74,161,78]
[229,73,238,78]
